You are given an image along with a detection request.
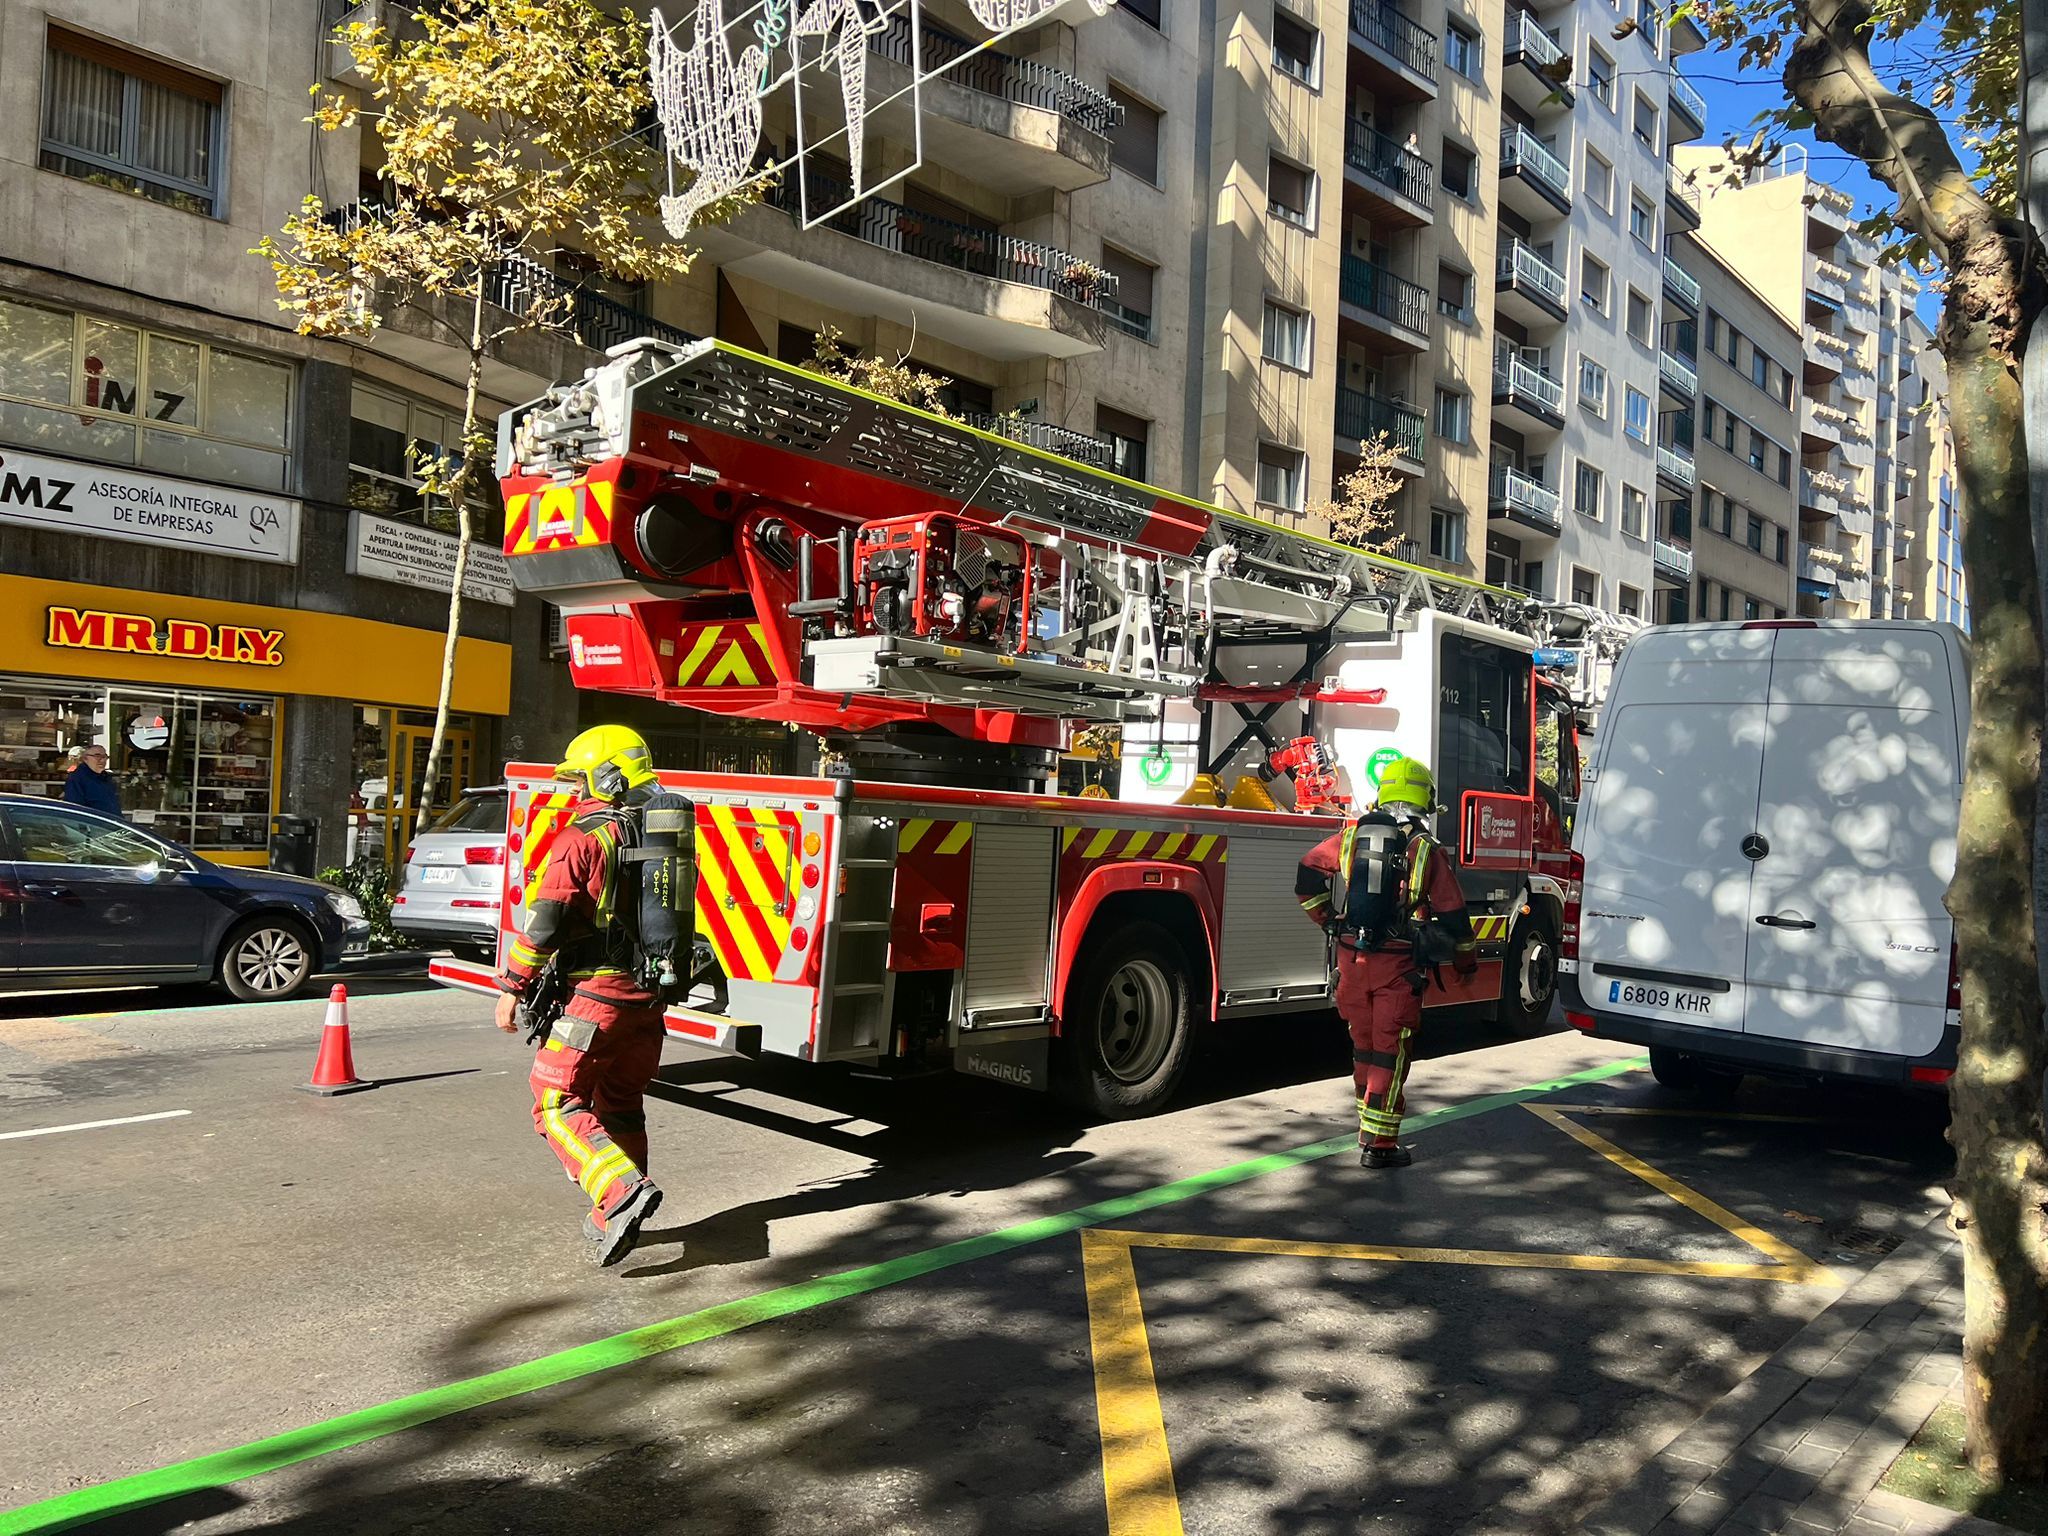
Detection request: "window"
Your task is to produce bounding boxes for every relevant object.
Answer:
[1572,567,1599,608]
[1100,245,1157,339]
[1441,144,1476,200]
[1636,0,1664,51]
[1109,87,1161,180]
[1746,427,1768,472]
[1719,586,1734,620]
[1097,405,1150,482]
[1633,92,1660,152]
[1775,526,1789,564]
[1624,386,1651,442]
[1747,512,1765,551]
[1434,388,1471,444]
[1627,289,1654,345]
[1256,442,1305,510]
[1268,155,1315,227]
[1446,23,1478,78]
[1750,349,1771,392]
[1588,46,1616,109]
[1581,253,1610,314]
[1261,300,1312,370]
[1574,461,1604,520]
[1743,595,1761,621]
[41,29,224,217]
[1273,11,1320,83]
[1430,506,1466,562]
[1120,0,1163,28]
[1617,584,1643,619]
[1773,365,1793,407]
[1622,484,1647,538]
[1776,446,1792,486]
[350,383,473,529]
[0,296,292,492]
[1579,357,1609,415]
[1629,190,1656,245]
[1697,577,1713,614]
[1585,148,1615,212]
[1438,263,1474,321]
[9,801,170,868]
[1715,313,1741,364]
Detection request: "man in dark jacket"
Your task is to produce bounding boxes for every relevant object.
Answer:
[62,745,122,820]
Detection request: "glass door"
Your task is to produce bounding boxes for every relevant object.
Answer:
[387,724,474,864]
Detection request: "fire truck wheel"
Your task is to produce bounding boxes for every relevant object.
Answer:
[1495,918,1559,1030]
[1056,920,1194,1118]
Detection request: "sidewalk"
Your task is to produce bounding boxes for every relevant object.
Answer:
[1578,1213,2025,1536]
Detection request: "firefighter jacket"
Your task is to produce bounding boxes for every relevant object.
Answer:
[499,807,656,1005]
[1296,820,1476,958]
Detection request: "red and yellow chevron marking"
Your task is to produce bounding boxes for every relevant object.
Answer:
[897,818,974,856]
[672,621,777,688]
[1471,912,1514,943]
[517,787,580,907]
[1059,827,1228,864]
[504,477,616,558]
[694,804,801,983]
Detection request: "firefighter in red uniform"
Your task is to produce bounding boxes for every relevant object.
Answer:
[1296,756,1476,1168]
[494,724,668,1265]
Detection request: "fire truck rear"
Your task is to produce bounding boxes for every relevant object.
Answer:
[431,336,1597,1115]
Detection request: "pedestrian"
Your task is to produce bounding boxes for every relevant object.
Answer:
[1295,755,1476,1168]
[62,743,123,819]
[494,724,669,1266]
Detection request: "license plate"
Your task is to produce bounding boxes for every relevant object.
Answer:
[420,866,458,885]
[1608,980,1717,1016]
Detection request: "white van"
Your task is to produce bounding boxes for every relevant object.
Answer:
[1560,620,1967,1090]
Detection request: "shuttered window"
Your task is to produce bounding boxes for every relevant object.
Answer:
[41,28,224,217]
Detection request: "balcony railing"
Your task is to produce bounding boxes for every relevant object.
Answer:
[1493,352,1565,415]
[869,16,1123,133]
[1659,351,1699,397]
[1801,468,1848,509]
[1335,386,1427,461]
[1505,9,1564,69]
[1340,252,1431,338]
[1814,184,1856,216]
[959,412,1113,469]
[1656,442,1697,488]
[769,174,1117,309]
[1349,0,1440,83]
[1654,539,1695,580]
[1497,237,1567,310]
[1801,553,1842,587]
[1669,71,1708,128]
[1668,175,1702,216]
[1663,255,1701,309]
[1344,118,1436,211]
[1500,125,1570,202]
[1488,463,1563,530]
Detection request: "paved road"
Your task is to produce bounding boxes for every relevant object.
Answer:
[0,980,1951,1535]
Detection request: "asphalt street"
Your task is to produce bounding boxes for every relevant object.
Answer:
[0,977,1953,1536]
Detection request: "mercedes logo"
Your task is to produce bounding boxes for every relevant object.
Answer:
[1741,834,1770,861]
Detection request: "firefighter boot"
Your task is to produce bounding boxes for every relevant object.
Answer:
[1360,1142,1414,1169]
[589,1178,664,1267]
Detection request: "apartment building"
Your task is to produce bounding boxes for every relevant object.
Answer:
[1894,343,1969,627]
[1679,236,1799,622]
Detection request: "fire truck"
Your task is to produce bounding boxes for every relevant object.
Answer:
[432,336,1599,1116]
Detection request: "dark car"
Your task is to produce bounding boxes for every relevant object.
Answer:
[0,794,372,1002]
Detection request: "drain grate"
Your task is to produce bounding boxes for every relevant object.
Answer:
[1828,1224,1904,1256]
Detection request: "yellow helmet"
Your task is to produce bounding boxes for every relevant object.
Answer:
[1374,755,1436,814]
[556,724,656,803]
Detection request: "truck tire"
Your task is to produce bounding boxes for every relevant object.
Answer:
[1055,920,1195,1119]
[1494,917,1558,1030]
[1649,1045,1742,1096]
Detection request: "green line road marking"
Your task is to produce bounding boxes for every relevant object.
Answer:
[0,1054,1645,1535]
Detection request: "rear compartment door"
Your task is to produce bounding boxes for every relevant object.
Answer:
[1742,627,1959,1057]
[1576,627,1774,1034]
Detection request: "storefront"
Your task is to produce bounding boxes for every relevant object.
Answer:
[0,574,511,867]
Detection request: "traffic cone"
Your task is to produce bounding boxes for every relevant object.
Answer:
[299,984,372,1096]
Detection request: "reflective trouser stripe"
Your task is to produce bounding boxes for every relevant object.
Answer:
[1356,1026,1414,1140]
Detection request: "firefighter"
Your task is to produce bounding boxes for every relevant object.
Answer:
[1295,755,1476,1168]
[494,724,668,1265]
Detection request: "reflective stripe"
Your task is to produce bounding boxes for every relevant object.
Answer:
[1300,893,1330,911]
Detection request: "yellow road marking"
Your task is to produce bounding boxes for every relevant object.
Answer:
[1083,1232,1186,1536]
[0,1017,130,1062]
[1543,1103,1840,1125]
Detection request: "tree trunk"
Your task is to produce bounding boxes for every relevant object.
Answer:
[2023,0,2048,1013]
[411,284,488,843]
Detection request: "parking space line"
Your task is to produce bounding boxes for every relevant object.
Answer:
[0,1110,193,1143]
[1083,1233,1186,1536]
[1542,1103,1840,1125]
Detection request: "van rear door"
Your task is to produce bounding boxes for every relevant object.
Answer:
[1742,626,1961,1057]
[1575,626,1774,1034]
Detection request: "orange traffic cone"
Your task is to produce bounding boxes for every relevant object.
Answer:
[300,983,371,1096]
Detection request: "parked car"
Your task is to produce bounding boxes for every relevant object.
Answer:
[0,794,373,1002]
[391,789,508,963]
[1562,620,1968,1090]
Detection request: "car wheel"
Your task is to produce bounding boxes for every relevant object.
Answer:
[220,915,318,1003]
[1494,918,1558,1030]
[1054,920,1196,1119]
[1649,1045,1742,1096]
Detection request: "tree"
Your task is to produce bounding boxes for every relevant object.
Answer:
[805,325,957,415]
[1701,0,2048,1481]
[1308,432,1406,554]
[257,0,728,840]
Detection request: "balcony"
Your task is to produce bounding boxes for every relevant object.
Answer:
[1503,11,1573,116]
[1491,352,1566,432]
[1671,6,1709,54]
[960,413,1112,470]
[1809,258,1851,305]
[1801,398,1848,451]
[1339,253,1432,352]
[1348,0,1440,100]
[1800,468,1848,518]
[1495,237,1568,326]
[864,16,1120,195]
[1837,499,1875,537]
[1807,183,1855,237]
[1837,570,1873,605]
[1659,350,1698,401]
[1667,173,1702,231]
[698,173,1116,361]
[1662,255,1701,312]
[1499,126,1572,219]
[1654,539,1695,582]
[1655,442,1697,490]
[1669,71,1707,141]
[1335,387,1428,470]
[1488,463,1564,537]
[1803,327,1851,381]
[1344,119,1435,227]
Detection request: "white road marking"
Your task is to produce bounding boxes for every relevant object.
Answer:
[0,1109,193,1142]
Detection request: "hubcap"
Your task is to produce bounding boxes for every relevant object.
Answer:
[1517,934,1556,1009]
[236,926,308,996]
[1096,958,1175,1084]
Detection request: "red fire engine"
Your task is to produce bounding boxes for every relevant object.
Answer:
[432,338,1592,1115]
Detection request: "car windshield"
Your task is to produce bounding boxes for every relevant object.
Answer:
[430,794,509,835]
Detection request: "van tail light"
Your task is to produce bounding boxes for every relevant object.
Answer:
[1910,1065,1954,1085]
[1946,942,1961,1011]
[466,845,505,866]
[1560,850,1585,961]
[1565,1011,1597,1033]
